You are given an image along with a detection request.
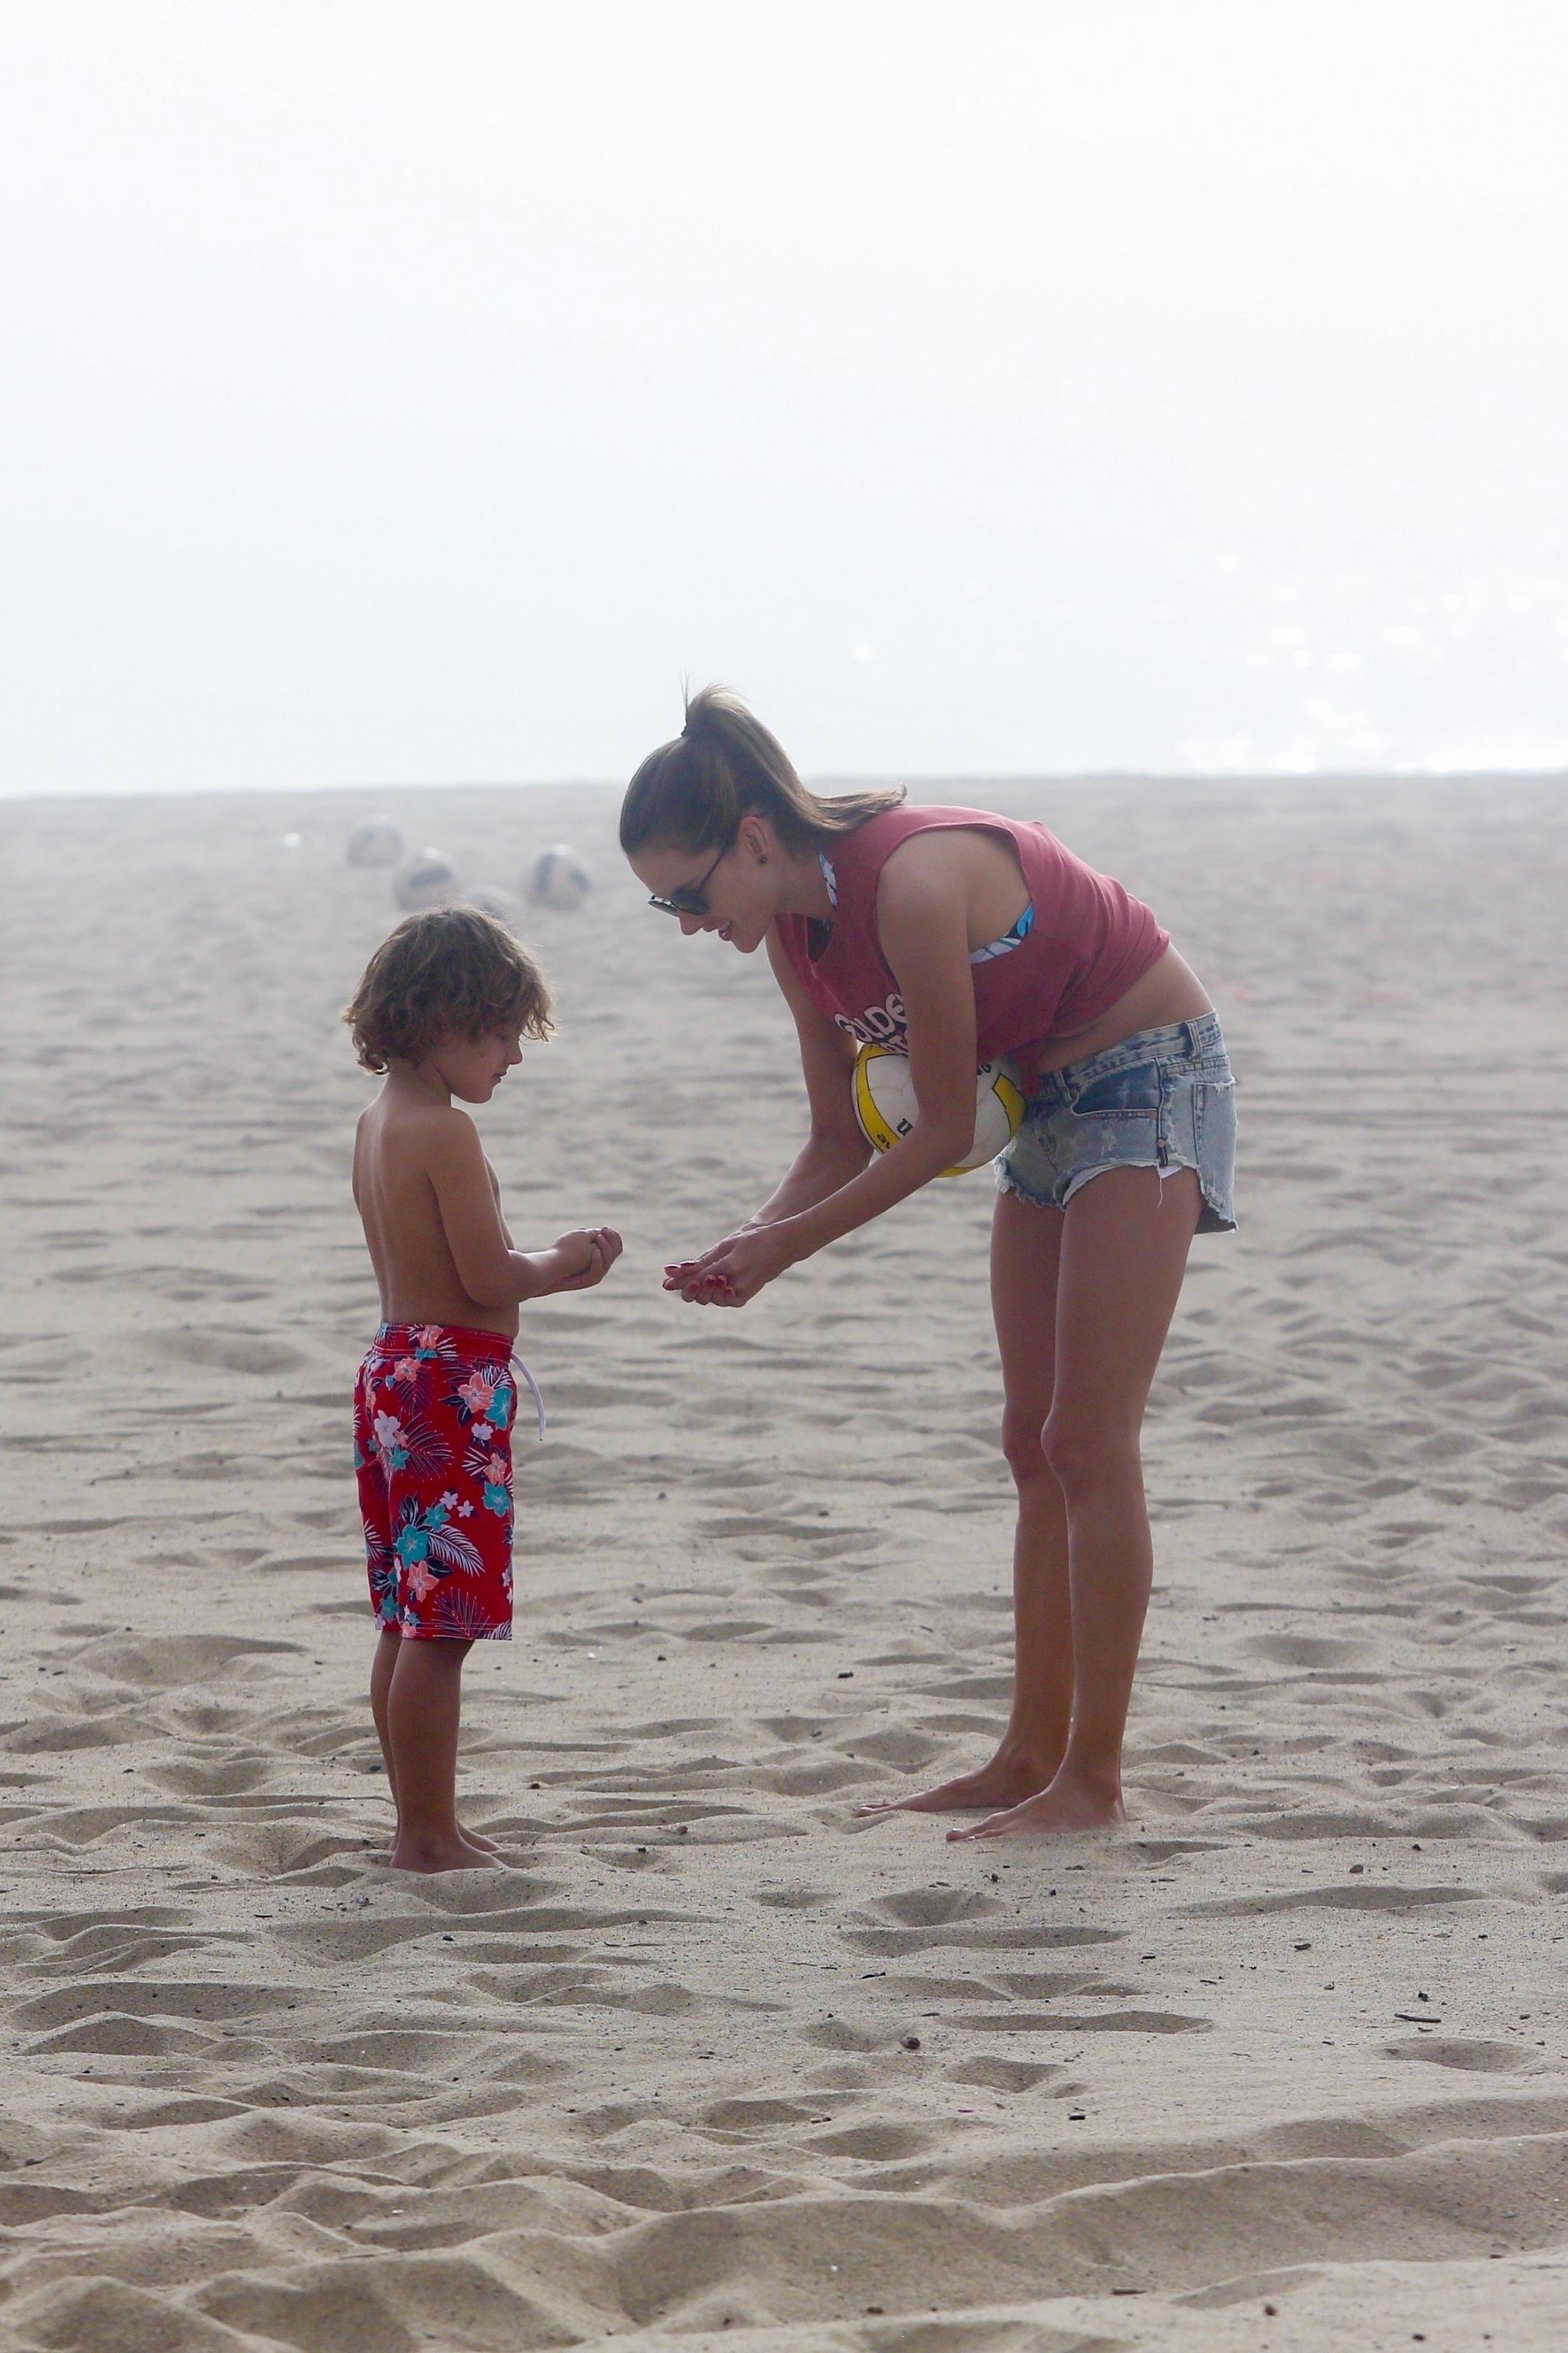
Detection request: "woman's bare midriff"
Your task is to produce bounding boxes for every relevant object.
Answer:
[1032,944,1213,1075]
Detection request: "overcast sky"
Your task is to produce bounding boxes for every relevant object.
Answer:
[3,0,1565,796]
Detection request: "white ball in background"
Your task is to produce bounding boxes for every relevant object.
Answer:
[465,882,524,929]
[526,843,592,912]
[392,849,459,911]
[346,816,404,867]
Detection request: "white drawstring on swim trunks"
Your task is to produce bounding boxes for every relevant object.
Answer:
[510,1351,547,1440]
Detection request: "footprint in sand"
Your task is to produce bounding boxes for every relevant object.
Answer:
[948,2006,1209,2034]
[74,1633,301,1688]
[146,1754,275,1796]
[810,2121,941,2159]
[1385,2036,1535,2071]
[151,1329,309,1377]
[209,1821,376,1877]
[843,1919,1125,1956]
[947,2056,1065,2090]
[1185,1882,1486,1917]
[15,1978,302,2032]
[868,1885,1005,1929]
[1242,1631,1370,1670]
[24,2015,215,2058]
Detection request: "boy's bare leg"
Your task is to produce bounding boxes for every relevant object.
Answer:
[386,1638,498,1871]
[373,1624,500,1856]
[370,1626,401,1813]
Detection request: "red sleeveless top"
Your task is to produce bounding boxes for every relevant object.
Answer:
[773,805,1167,1082]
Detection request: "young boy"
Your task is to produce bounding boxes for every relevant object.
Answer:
[343,905,621,1872]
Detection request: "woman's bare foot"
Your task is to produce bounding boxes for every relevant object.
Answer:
[945,1768,1126,1841]
[390,1829,500,1873]
[853,1747,1059,1819]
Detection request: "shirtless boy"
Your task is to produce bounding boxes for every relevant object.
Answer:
[343,906,622,1872]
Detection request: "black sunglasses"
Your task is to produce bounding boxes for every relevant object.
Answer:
[647,838,734,919]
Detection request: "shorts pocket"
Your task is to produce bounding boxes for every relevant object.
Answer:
[1064,1057,1164,1118]
[1193,1075,1237,1188]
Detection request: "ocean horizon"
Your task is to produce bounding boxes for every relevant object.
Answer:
[4,765,1566,809]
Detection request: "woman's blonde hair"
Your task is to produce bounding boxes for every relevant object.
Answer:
[619,685,905,857]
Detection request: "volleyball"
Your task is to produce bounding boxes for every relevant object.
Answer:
[526,844,592,912]
[465,882,524,929]
[346,816,404,868]
[392,848,459,911]
[853,1044,1025,1176]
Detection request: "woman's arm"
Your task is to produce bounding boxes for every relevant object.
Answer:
[749,929,872,1222]
[665,935,867,1294]
[673,846,984,1303]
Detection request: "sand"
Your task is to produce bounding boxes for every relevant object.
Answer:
[0,771,1565,2352]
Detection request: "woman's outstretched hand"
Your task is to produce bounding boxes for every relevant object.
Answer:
[663,1220,796,1307]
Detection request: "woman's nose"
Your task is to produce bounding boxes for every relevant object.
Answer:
[679,912,704,938]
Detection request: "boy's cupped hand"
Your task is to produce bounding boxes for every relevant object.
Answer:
[552,1226,623,1291]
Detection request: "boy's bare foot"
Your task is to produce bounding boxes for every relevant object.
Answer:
[853,1748,1059,1818]
[390,1829,500,1873]
[373,1825,499,1863]
[945,1770,1127,1840]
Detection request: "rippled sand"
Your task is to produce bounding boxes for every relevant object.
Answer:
[1,774,1565,2351]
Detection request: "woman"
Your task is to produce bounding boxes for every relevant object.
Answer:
[622,688,1235,1839]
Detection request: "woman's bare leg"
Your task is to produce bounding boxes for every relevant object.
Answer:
[950,1163,1200,1840]
[854,1186,1070,1815]
[386,1637,498,1871]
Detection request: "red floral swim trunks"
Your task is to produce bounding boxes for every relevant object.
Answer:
[353,1322,518,1640]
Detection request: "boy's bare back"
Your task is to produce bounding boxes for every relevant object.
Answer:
[354,1077,520,1338]
[345,905,618,1347]
[354,1055,618,1338]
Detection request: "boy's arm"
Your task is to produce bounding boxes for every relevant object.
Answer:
[424,1112,580,1304]
[487,1161,517,1250]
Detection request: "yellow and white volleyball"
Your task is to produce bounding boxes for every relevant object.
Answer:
[465,881,523,929]
[526,843,592,912]
[346,815,404,868]
[392,848,460,912]
[853,1044,1026,1176]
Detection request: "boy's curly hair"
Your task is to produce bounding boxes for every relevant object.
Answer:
[344,906,554,1073]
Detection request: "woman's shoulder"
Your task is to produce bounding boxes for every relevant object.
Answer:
[839,802,1038,877]
[835,801,989,866]
[846,800,1028,841]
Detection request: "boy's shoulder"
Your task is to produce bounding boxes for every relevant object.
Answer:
[359,1090,482,1165]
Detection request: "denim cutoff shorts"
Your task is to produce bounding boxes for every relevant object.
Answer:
[995,1011,1237,1233]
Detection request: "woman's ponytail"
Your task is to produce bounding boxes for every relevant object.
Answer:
[619,685,905,857]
